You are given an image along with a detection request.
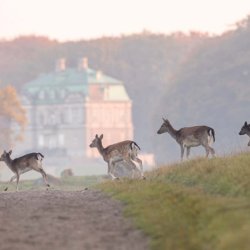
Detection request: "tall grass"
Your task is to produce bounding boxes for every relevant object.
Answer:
[99,153,250,250]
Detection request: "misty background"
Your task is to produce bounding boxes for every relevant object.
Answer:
[0,15,250,177]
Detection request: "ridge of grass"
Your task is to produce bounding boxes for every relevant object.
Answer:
[98,153,250,250]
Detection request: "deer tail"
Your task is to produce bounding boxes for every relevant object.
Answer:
[36,153,44,161]
[208,128,215,142]
[130,141,141,151]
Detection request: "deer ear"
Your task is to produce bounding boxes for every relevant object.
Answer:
[8,150,12,155]
[245,121,248,126]
[95,134,98,138]
[100,134,103,139]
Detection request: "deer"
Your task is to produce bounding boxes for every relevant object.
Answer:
[0,150,50,191]
[239,121,250,146]
[157,118,215,160]
[89,134,145,180]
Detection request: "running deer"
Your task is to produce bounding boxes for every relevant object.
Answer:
[239,121,250,146]
[89,134,145,180]
[0,150,50,191]
[157,118,215,160]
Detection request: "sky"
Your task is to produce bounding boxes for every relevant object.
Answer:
[0,0,250,41]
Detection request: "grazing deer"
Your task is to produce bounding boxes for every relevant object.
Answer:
[0,150,50,191]
[239,121,250,146]
[157,118,215,160]
[89,134,145,180]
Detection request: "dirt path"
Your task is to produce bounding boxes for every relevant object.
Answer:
[0,190,148,250]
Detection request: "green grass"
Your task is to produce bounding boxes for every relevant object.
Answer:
[98,153,250,250]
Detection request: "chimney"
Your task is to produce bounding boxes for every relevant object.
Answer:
[78,57,88,70]
[56,58,66,72]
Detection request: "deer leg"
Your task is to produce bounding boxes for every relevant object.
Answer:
[204,146,210,157]
[40,169,50,187]
[15,173,20,191]
[10,174,17,183]
[131,157,145,179]
[131,168,136,179]
[107,163,111,176]
[186,147,191,159]
[108,159,119,180]
[180,145,185,161]
[3,174,17,191]
[126,159,138,178]
[202,142,215,158]
[208,146,215,157]
[35,168,50,187]
[107,163,115,179]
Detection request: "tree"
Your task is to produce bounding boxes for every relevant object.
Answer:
[0,85,27,149]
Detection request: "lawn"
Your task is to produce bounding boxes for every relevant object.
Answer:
[98,153,250,250]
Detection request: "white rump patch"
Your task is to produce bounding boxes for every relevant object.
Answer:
[36,154,43,161]
[131,142,139,151]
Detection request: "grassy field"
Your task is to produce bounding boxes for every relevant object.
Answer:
[98,153,250,250]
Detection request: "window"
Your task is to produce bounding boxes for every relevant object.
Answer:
[48,135,57,149]
[72,107,84,123]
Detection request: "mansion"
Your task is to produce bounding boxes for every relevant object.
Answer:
[18,58,133,166]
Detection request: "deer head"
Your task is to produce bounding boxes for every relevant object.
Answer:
[89,134,104,148]
[0,150,12,162]
[157,118,171,134]
[239,121,250,135]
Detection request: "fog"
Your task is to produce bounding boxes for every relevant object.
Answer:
[0,17,250,180]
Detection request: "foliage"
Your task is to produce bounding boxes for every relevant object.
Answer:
[99,152,250,250]
[0,85,27,148]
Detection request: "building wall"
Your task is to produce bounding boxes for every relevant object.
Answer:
[18,65,134,164]
[85,100,133,158]
[17,96,133,162]
[16,102,85,156]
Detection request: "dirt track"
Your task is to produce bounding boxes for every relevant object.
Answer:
[0,190,148,250]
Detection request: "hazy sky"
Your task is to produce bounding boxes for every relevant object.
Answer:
[0,0,250,41]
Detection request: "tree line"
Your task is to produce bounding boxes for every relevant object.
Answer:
[0,15,250,161]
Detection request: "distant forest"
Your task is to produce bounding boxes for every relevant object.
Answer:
[1,15,250,163]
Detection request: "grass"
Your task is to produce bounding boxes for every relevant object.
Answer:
[98,153,250,250]
[0,175,106,192]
